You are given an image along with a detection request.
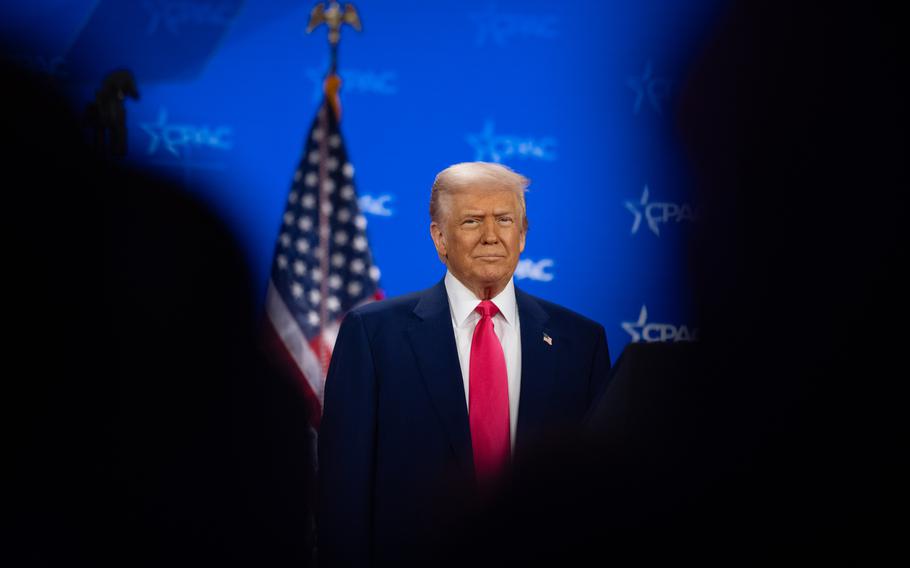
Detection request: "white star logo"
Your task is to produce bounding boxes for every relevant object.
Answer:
[627,60,673,115]
[621,305,648,342]
[625,185,657,235]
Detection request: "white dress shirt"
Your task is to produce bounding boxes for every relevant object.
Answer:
[444,271,521,452]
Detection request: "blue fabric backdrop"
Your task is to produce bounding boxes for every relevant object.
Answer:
[2,0,725,362]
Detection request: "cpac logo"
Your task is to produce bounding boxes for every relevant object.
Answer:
[358,194,394,217]
[514,258,554,282]
[470,5,558,47]
[466,120,557,163]
[305,68,398,103]
[141,108,233,157]
[622,305,698,343]
[627,60,672,115]
[625,185,698,236]
[144,0,235,35]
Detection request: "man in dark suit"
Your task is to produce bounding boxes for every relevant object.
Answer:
[317,162,611,567]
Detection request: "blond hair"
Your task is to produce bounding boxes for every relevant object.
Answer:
[429,162,529,230]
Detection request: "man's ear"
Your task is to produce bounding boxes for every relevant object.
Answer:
[430,222,448,262]
[519,228,526,254]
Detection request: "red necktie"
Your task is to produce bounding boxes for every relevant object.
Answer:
[469,300,510,482]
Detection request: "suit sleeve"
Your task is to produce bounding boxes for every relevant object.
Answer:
[318,310,376,567]
[587,324,612,410]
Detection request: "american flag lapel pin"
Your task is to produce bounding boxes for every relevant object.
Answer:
[543,333,552,346]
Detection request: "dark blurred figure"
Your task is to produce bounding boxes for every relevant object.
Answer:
[444,1,906,565]
[4,56,314,566]
[85,69,140,157]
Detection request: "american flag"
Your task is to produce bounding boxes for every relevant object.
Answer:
[264,97,381,426]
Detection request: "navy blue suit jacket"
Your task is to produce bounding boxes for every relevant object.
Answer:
[318,280,611,566]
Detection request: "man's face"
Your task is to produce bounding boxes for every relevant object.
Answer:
[430,185,526,299]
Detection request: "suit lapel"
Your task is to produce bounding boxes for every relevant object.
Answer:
[405,281,474,479]
[515,288,556,461]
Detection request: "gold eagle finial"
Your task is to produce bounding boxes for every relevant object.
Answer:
[306,2,362,46]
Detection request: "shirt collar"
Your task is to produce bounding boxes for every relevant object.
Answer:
[444,270,517,328]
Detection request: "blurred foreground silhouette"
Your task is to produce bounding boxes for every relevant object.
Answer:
[4,56,314,567]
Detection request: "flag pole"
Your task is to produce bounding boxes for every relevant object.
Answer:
[304,1,364,372]
[305,1,362,122]
[263,0,379,429]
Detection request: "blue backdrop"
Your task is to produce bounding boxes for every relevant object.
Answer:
[3,0,725,362]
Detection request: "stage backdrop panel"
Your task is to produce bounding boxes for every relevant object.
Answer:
[2,0,725,362]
